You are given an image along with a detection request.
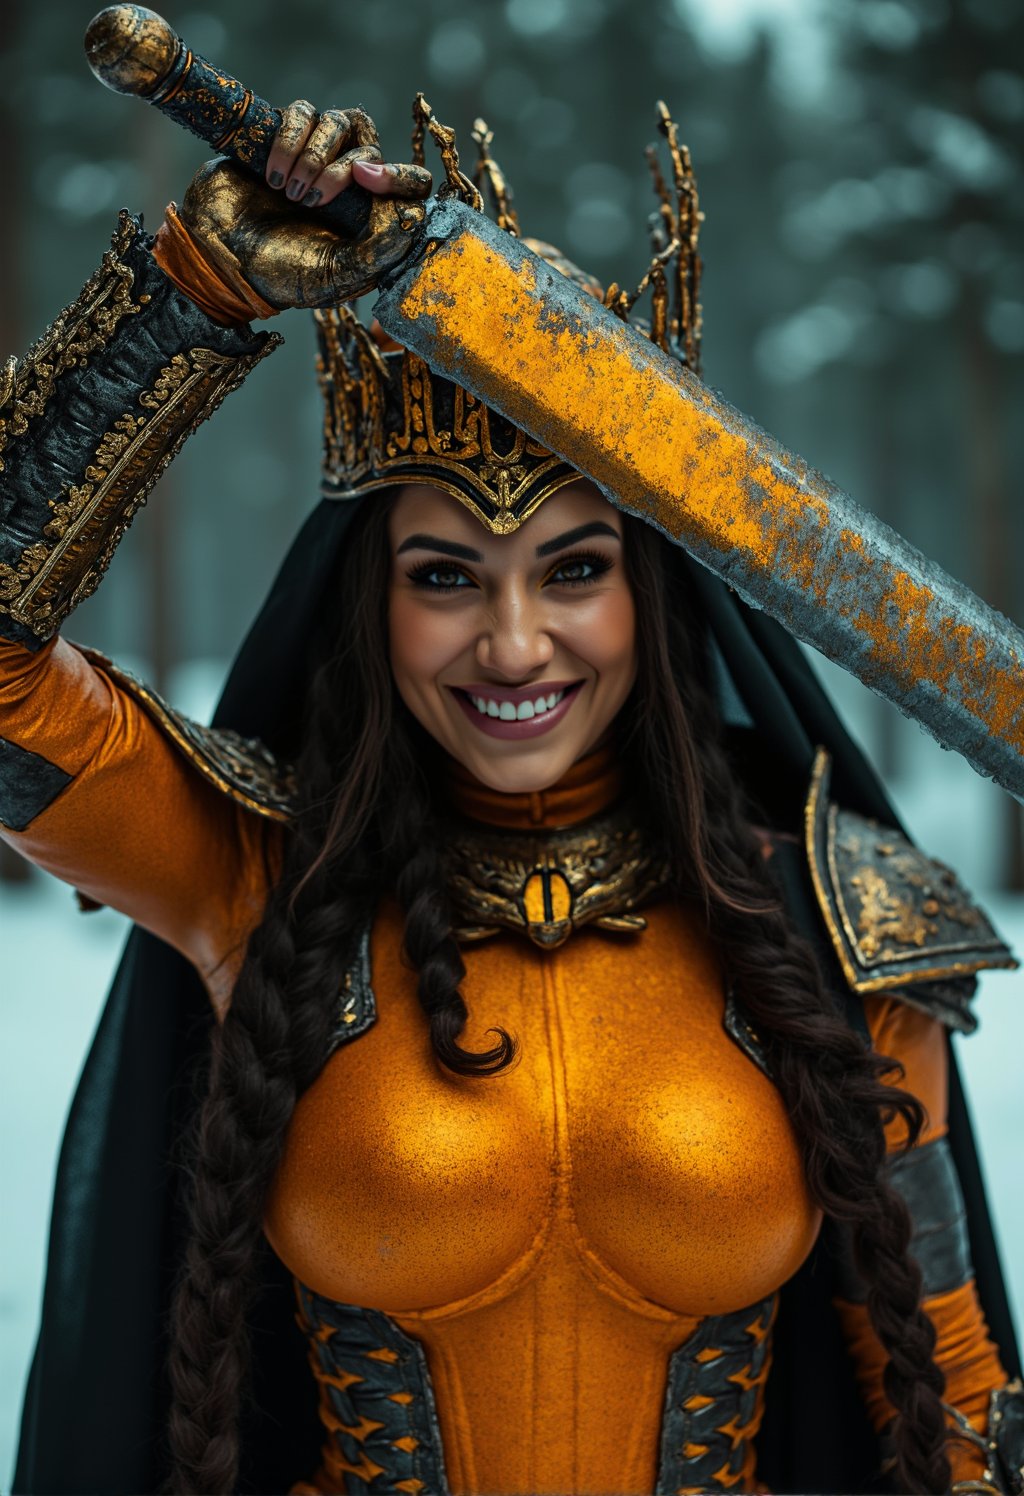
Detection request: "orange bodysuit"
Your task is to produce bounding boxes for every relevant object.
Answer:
[0,634,1008,1493]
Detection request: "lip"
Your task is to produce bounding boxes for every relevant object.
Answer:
[455,680,580,704]
[450,681,585,740]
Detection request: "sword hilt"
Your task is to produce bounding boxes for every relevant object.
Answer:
[84,5,372,238]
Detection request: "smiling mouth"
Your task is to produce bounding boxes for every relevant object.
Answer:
[459,685,573,722]
[450,681,585,736]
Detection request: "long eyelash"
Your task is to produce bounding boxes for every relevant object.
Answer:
[406,559,472,593]
[405,548,615,593]
[547,549,615,586]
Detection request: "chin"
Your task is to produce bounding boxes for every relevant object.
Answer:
[461,743,579,795]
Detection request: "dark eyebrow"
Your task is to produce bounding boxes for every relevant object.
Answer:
[535,521,621,558]
[395,533,485,562]
[395,520,621,563]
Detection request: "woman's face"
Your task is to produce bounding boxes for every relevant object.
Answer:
[388,481,637,794]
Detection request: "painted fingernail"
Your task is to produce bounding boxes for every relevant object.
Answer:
[286,178,305,200]
[302,187,322,207]
[355,161,385,181]
[268,170,284,188]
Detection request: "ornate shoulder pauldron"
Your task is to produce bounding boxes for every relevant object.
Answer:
[77,645,297,823]
[804,749,1016,1029]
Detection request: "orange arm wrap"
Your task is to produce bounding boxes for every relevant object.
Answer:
[835,995,1009,1483]
[151,202,278,326]
[836,1281,1007,1482]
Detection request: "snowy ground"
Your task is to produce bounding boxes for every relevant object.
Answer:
[1,872,1021,1489]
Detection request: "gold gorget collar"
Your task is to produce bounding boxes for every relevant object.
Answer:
[445,806,671,950]
[443,750,670,950]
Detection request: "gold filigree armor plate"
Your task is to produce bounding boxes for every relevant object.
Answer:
[76,646,296,823]
[805,749,1016,1024]
[444,806,671,950]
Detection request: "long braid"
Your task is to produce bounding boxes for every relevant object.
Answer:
[709,803,949,1493]
[623,519,952,1492]
[396,827,518,1077]
[163,813,380,1490]
[165,494,954,1493]
[164,871,332,1493]
[164,499,399,1492]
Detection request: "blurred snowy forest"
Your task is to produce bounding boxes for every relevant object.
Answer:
[2,0,1022,887]
[1,0,1022,1485]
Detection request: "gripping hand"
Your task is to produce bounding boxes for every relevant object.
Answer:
[179,101,432,309]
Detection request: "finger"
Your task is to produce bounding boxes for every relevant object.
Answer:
[302,143,382,207]
[345,106,380,150]
[266,99,317,189]
[284,107,354,202]
[350,160,433,198]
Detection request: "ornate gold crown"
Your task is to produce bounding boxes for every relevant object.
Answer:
[314,98,702,535]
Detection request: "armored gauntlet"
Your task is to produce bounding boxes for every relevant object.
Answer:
[949,1380,1024,1496]
[0,211,279,651]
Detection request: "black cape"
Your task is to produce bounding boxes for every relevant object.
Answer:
[13,496,1021,1495]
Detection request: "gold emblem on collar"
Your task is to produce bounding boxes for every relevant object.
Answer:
[444,805,670,950]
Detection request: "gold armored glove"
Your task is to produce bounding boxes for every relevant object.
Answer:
[170,100,431,313]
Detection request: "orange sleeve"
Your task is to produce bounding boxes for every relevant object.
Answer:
[0,635,279,1013]
[866,991,949,1149]
[834,994,1008,1483]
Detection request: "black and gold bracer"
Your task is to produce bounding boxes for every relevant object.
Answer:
[0,212,279,652]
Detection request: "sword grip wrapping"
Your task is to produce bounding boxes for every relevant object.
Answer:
[84,4,372,239]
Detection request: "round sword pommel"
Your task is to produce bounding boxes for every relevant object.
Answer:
[85,5,181,98]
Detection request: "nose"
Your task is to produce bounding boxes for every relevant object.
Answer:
[475,582,555,679]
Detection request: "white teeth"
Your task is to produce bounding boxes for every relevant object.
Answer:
[466,688,568,719]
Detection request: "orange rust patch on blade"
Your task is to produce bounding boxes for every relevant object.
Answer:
[835,529,1024,749]
[397,233,829,573]
[395,236,808,562]
[396,232,1024,759]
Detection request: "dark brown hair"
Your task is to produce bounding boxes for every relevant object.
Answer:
[165,496,950,1494]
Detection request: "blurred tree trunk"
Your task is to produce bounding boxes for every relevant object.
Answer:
[0,0,31,885]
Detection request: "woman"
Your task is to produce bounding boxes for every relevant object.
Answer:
[2,103,1021,1495]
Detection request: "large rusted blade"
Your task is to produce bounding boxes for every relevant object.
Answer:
[373,199,1024,804]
